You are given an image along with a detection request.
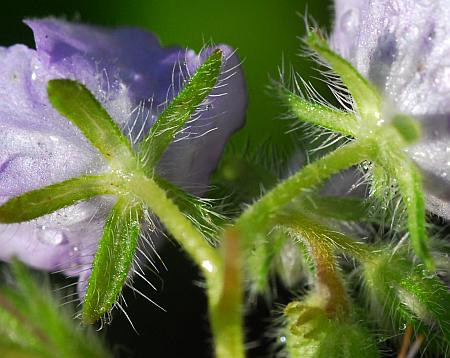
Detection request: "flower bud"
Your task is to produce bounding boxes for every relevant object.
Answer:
[282,296,379,358]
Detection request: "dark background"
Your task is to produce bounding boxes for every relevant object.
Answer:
[0,1,332,356]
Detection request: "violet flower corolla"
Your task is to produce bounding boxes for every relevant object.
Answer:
[332,0,450,220]
[0,19,246,297]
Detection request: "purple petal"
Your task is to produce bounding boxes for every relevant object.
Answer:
[331,0,450,219]
[25,18,185,106]
[0,19,246,291]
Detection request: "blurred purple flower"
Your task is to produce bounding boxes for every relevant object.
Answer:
[0,19,246,292]
[331,0,450,219]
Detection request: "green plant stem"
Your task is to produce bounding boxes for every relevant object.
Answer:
[209,229,245,358]
[236,140,376,248]
[128,173,222,295]
[127,173,245,358]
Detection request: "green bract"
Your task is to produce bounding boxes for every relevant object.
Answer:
[0,51,224,324]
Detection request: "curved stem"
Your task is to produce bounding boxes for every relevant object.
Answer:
[127,173,245,358]
[278,215,357,315]
[236,140,376,248]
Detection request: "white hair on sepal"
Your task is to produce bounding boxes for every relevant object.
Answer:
[271,49,364,204]
[294,22,357,116]
[167,41,240,143]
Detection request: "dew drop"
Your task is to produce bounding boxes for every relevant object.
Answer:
[405,26,420,40]
[340,9,360,34]
[37,226,67,246]
[69,245,79,257]
[432,66,450,93]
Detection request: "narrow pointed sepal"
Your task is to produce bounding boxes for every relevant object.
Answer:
[306,31,381,123]
[278,87,359,137]
[82,197,142,324]
[139,50,223,169]
[48,79,136,170]
[0,175,118,224]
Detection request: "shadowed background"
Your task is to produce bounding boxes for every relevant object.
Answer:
[1,0,331,356]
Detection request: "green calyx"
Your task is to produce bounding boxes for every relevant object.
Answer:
[274,30,433,269]
[0,50,225,325]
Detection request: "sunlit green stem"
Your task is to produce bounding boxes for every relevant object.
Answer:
[127,173,222,295]
[236,140,376,248]
[209,229,245,358]
[127,173,245,358]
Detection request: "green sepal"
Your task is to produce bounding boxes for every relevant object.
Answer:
[155,176,224,240]
[0,175,118,224]
[47,79,135,170]
[306,31,381,123]
[278,87,359,137]
[139,49,223,169]
[381,151,433,270]
[82,197,142,324]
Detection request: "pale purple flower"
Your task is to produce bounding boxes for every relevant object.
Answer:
[331,0,450,219]
[0,19,246,292]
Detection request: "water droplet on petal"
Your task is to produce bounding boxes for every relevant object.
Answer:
[409,26,419,39]
[37,226,67,246]
[432,66,450,93]
[340,9,360,34]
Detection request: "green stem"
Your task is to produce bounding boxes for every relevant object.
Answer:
[127,173,245,358]
[236,140,376,248]
[209,229,245,358]
[128,173,222,297]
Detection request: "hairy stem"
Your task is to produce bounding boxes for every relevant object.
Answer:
[127,173,245,358]
[128,173,222,297]
[236,140,376,248]
[209,229,245,358]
